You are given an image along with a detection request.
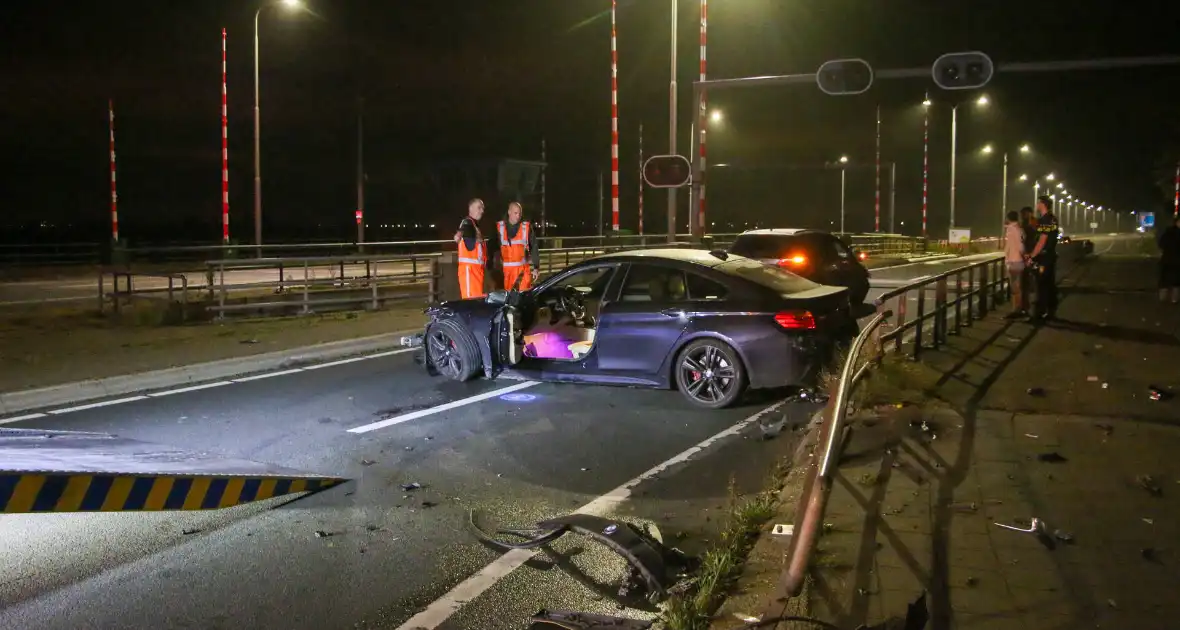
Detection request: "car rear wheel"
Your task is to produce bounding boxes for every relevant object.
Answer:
[426,319,482,382]
[675,339,747,409]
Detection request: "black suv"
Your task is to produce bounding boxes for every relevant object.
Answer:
[727,229,871,305]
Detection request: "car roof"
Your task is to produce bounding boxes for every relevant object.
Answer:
[737,228,827,237]
[587,247,733,268]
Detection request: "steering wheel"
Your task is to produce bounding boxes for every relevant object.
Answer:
[556,286,587,321]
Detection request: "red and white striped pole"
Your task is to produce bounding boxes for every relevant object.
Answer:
[609,0,620,232]
[697,0,707,236]
[638,122,644,234]
[109,99,118,242]
[874,104,881,232]
[222,28,230,244]
[1173,162,1178,218]
[922,99,929,238]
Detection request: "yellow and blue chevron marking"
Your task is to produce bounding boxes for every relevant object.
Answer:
[1,473,344,514]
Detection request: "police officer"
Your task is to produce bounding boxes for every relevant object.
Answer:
[453,198,488,299]
[492,201,539,292]
[1027,195,1060,322]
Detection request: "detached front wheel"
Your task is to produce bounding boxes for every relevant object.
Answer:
[426,319,482,382]
[675,339,747,409]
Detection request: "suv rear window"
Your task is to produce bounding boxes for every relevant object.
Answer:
[729,234,799,259]
[716,258,819,295]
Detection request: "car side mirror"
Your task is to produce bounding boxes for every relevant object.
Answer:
[486,290,508,305]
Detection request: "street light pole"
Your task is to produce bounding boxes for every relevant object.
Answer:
[949,104,958,233]
[1000,151,1008,243]
[666,0,678,242]
[253,8,263,256]
[840,166,846,234]
[889,162,896,233]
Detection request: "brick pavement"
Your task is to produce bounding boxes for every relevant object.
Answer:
[805,254,1180,629]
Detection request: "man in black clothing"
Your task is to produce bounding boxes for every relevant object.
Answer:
[1027,195,1060,321]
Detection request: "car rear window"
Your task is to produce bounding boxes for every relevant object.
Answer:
[717,257,819,294]
[729,234,799,259]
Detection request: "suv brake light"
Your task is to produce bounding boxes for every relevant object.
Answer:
[774,310,816,330]
[857,251,868,261]
[777,254,807,267]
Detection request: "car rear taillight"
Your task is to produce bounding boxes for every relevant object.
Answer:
[774,310,816,330]
[777,254,807,268]
[857,251,868,261]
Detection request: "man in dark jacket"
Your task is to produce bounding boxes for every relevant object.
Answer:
[1027,196,1060,322]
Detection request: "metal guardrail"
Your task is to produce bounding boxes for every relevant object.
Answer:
[777,309,892,599]
[99,239,703,318]
[775,253,1022,600]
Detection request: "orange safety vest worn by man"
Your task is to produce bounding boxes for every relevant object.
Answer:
[495,202,538,292]
[454,198,487,299]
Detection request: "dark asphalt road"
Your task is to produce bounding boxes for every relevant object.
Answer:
[0,241,1129,629]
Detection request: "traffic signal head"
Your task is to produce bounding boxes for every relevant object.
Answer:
[642,155,692,188]
[931,51,994,90]
[815,59,874,95]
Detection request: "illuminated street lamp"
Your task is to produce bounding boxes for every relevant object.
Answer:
[1018,174,1028,181]
[710,110,723,123]
[1046,173,1056,181]
[253,0,305,253]
[982,143,1031,242]
[948,95,989,229]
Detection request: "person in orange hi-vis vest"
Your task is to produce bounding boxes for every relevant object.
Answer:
[453,198,487,299]
[493,201,539,292]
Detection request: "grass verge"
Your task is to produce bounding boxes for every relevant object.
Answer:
[661,472,785,630]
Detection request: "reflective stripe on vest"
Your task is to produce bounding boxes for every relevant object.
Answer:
[497,220,530,267]
[458,230,485,265]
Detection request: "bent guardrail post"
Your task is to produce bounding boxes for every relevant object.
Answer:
[778,309,892,599]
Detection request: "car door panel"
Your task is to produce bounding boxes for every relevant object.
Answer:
[595,264,689,373]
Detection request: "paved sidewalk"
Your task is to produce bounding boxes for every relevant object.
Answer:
[805,254,1180,629]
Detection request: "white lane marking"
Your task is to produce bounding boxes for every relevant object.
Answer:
[348,381,541,434]
[0,412,48,426]
[148,381,233,397]
[394,398,789,630]
[0,296,94,306]
[230,368,306,383]
[47,396,149,414]
[302,347,415,370]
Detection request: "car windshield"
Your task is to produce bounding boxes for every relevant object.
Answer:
[718,257,819,294]
[729,234,799,259]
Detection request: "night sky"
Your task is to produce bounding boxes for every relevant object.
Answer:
[3,0,1179,244]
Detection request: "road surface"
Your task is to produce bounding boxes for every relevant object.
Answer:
[0,238,1135,629]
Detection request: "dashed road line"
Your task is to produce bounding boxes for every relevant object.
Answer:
[347,381,541,434]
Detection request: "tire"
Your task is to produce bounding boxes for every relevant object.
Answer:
[425,318,482,382]
[674,339,747,410]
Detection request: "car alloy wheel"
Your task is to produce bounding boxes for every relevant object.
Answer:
[676,340,745,409]
[425,319,482,381]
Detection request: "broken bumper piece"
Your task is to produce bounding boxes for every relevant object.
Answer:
[469,512,696,604]
[400,333,424,348]
[529,610,652,630]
